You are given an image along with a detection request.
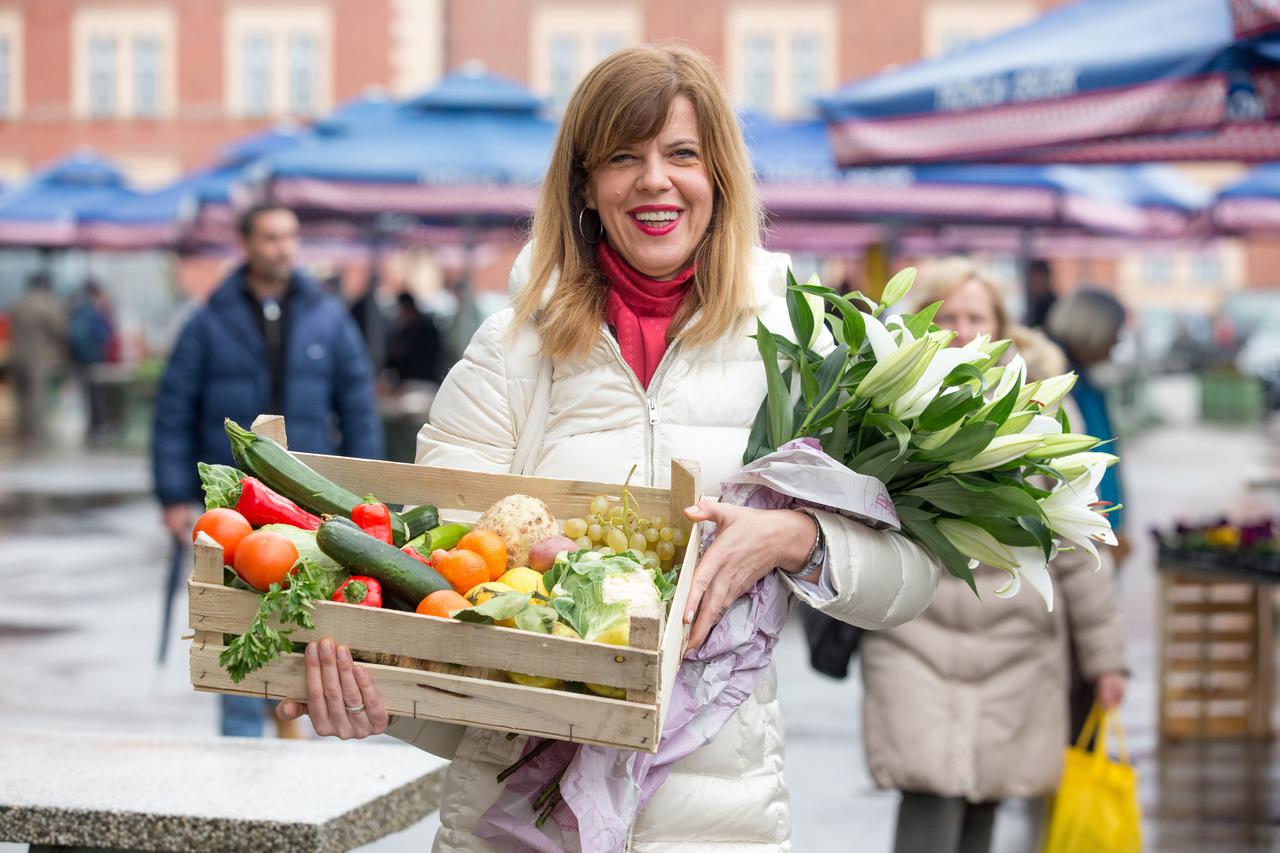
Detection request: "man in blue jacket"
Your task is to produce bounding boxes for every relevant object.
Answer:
[152,202,382,737]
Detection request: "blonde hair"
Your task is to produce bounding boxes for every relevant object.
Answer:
[910,256,1011,340]
[512,44,762,362]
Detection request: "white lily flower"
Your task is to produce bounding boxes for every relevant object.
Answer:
[1052,451,1119,481]
[890,337,989,420]
[936,519,1019,572]
[1024,415,1064,435]
[989,354,1027,402]
[862,311,899,362]
[947,433,1045,474]
[885,314,916,347]
[992,545,1056,611]
[1039,464,1118,572]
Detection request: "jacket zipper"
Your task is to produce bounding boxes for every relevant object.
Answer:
[601,328,681,487]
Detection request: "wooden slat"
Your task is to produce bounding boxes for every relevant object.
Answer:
[1169,600,1259,615]
[1161,716,1254,739]
[669,459,700,537]
[188,581,658,690]
[1168,631,1256,644]
[626,609,663,704]
[1164,685,1253,702]
[657,519,700,735]
[191,537,224,651]
[250,414,288,447]
[1167,658,1255,673]
[190,642,661,752]
[292,451,672,519]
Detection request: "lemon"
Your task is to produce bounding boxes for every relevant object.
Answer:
[584,621,629,698]
[508,623,580,689]
[463,581,517,626]
[497,566,548,597]
[586,682,627,700]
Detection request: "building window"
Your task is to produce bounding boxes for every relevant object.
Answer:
[88,36,117,117]
[596,33,623,62]
[133,36,161,117]
[289,34,317,115]
[1143,253,1174,284]
[743,34,774,113]
[242,34,271,117]
[1192,251,1222,286]
[0,37,9,117]
[549,35,578,111]
[792,32,822,115]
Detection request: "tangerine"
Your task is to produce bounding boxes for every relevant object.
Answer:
[416,589,472,618]
[433,549,490,594]
[456,529,509,581]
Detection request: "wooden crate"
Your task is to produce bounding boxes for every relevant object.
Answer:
[189,416,701,753]
[1157,570,1275,741]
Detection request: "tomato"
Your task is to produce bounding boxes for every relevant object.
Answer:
[193,508,252,565]
[232,530,299,592]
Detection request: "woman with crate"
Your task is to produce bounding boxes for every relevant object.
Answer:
[279,44,943,850]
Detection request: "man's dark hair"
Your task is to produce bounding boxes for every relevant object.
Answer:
[27,271,51,290]
[1028,258,1051,279]
[397,292,418,311]
[237,202,294,239]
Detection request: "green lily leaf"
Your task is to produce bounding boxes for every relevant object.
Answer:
[942,362,987,391]
[917,387,981,432]
[907,476,1047,522]
[754,319,793,450]
[864,412,912,460]
[1055,403,1072,433]
[965,516,1044,547]
[821,410,851,461]
[743,398,770,464]
[912,421,998,463]
[981,368,1023,428]
[793,284,867,351]
[900,515,977,594]
[904,300,942,339]
[786,276,815,357]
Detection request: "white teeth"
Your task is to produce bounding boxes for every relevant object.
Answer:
[633,211,680,223]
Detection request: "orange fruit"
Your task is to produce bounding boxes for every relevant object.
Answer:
[456,530,509,581]
[416,589,472,618]
[433,549,490,595]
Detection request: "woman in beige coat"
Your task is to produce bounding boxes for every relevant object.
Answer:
[278,45,942,850]
[861,258,1129,853]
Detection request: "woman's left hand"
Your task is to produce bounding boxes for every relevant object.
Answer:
[1095,671,1128,710]
[681,500,818,654]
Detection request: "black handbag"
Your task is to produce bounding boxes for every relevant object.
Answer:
[797,603,863,680]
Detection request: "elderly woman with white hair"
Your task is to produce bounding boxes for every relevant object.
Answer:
[857,258,1129,853]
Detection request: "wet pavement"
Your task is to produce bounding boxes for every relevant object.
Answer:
[2,376,1279,852]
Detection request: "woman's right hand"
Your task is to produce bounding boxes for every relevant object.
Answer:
[275,639,390,739]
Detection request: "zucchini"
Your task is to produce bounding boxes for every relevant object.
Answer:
[406,522,472,557]
[400,504,440,540]
[224,418,409,546]
[316,517,452,606]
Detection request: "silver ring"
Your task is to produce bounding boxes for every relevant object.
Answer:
[345,703,365,715]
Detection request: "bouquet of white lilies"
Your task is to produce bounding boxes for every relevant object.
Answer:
[746,268,1120,610]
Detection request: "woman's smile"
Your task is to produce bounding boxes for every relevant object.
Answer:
[628,204,684,236]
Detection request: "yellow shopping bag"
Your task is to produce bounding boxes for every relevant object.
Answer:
[1042,703,1141,853]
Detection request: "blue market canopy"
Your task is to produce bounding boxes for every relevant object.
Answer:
[1213,163,1280,232]
[819,0,1280,165]
[0,152,138,247]
[744,113,1208,237]
[253,68,555,221]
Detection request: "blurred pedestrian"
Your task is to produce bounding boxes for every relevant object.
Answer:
[9,271,67,445]
[1024,258,1056,328]
[67,279,116,444]
[152,202,383,738]
[349,270,388,374]
[386,292,445,386]
[860,258,1128,853]
[1046,287,1130,738]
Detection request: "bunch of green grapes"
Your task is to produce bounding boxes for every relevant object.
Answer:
[561,494,688,571]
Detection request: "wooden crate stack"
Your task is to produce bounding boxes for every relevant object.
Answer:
[1158,570,1275,740]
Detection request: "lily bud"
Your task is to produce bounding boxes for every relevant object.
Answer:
[1025,433,1101,460]
[948,433,1045,474]
[936,519,1019,572]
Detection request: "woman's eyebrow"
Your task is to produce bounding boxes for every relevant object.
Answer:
[665,138,699,148]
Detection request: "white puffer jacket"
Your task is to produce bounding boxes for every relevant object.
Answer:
[389,244,942,851]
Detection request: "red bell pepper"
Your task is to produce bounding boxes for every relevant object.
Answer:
[352,497,394,544]
[402,545,432,565]
[332,576,383,608]
[197,463,321,530]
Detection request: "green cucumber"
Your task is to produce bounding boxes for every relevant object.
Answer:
[406,522,473,557]
[316,517,451,606]
[400,505,440,540]
[224,418,409,546]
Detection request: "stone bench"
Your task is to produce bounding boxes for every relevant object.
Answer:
[0,729,448,853]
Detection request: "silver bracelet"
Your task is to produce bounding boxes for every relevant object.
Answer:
[784,509,826,576]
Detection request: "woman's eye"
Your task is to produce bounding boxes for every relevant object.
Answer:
[673,148,698,159]
[610,152,635,164]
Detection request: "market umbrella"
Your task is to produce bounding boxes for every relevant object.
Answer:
[818,0,1280,166]
[0,151,138,247]
[744,113,1207,237]
[1212,163,1280,232]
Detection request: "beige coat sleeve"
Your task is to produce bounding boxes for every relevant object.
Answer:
[1055,544,1128,681]
[782,510,941,629]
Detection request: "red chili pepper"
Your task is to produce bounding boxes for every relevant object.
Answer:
[352,498,394,544]
[332,576,383,608]
[402,545,432,566]
[235,477,322,530]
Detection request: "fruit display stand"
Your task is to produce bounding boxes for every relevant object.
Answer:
[188,416,700,753]
[1157,560,1275,741]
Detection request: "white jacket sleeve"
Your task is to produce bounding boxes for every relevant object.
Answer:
[782,510,941,629]
[414,309,521,472]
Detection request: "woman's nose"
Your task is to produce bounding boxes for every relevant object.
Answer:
[636,154,673,193]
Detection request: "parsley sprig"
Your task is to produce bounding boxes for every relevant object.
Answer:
[219,559,331,683]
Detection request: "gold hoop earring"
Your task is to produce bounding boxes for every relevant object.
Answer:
[578,207,603,243]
